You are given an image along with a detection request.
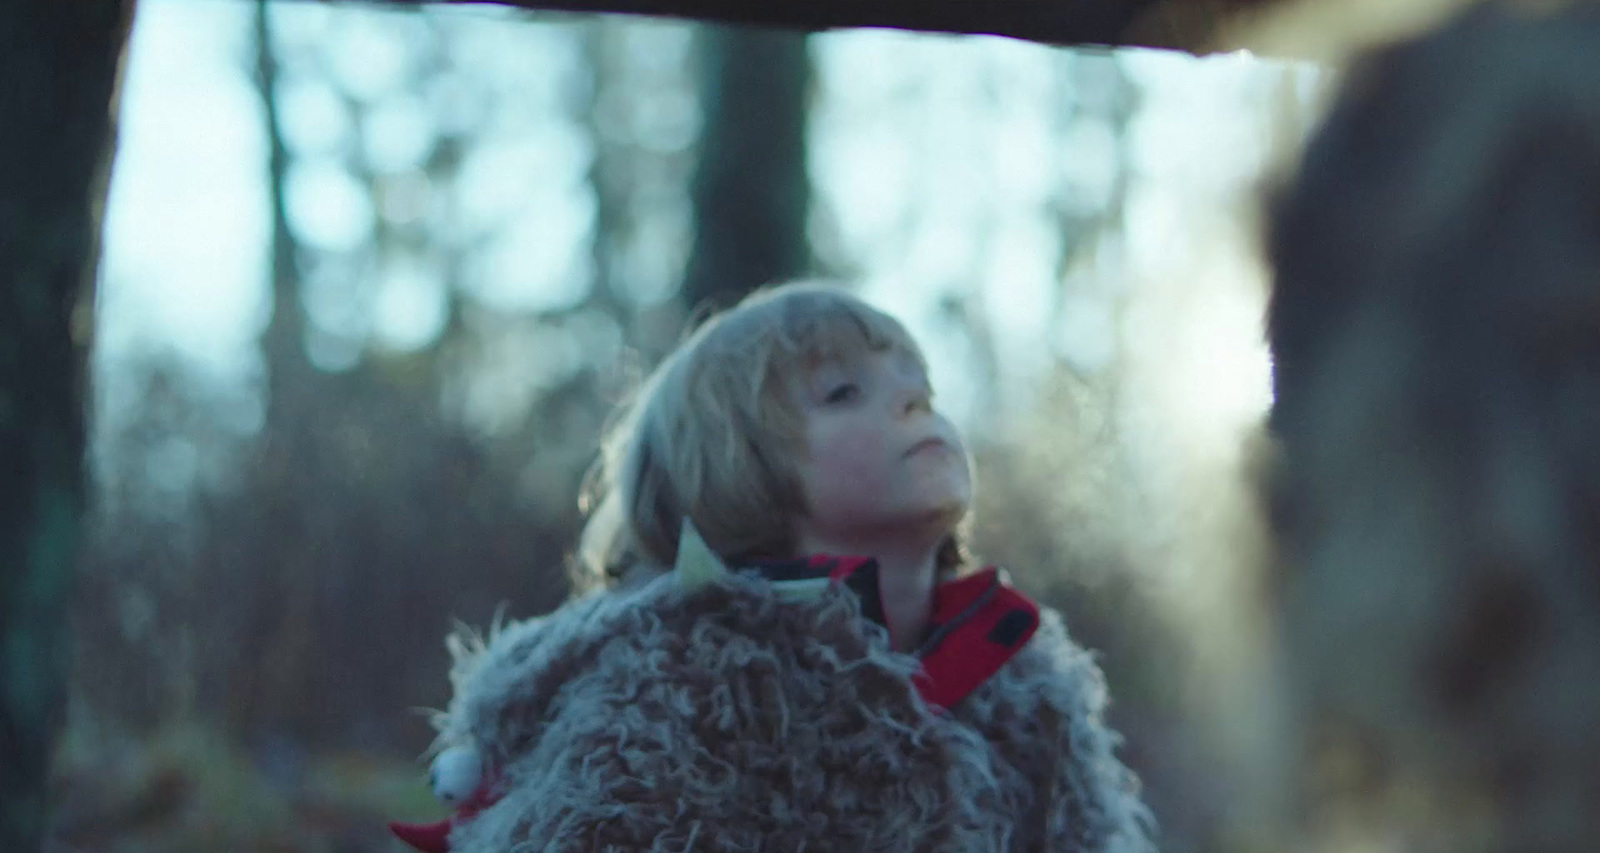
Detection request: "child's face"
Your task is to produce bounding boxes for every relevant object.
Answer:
[792,346,972,550]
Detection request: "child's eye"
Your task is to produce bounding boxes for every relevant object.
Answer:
[824,383,860,404]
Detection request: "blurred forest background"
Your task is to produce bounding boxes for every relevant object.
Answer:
[54,2,1324,851]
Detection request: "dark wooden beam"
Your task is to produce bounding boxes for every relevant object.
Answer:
[370,0,1284,53]
[490,0,1161,46]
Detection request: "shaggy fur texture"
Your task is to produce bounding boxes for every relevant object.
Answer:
[433,572,1154,853]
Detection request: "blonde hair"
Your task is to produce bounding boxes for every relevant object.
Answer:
[576,282,968,588]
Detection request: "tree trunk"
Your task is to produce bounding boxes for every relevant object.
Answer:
[681,25,812,312]
[0,2,134,851]
[255,0,311,418]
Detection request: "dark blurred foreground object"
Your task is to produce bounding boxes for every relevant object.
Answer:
[1267,3,1600,851]
[0,2,134,853]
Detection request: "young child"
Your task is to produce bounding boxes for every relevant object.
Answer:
[391,282,1154,853]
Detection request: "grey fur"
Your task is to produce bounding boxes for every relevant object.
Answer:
[432,572,1154,853]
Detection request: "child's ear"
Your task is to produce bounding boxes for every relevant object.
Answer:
[675,519,730,592]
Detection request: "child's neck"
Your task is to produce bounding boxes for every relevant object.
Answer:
[794,531,940,653]
[875,551,938,654]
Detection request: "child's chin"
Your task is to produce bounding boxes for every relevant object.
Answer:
[906,500,968,534]
[918,479,972,520]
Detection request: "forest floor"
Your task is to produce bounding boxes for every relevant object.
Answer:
[45,719,438,853]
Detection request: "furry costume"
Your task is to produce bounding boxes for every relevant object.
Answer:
[421,562,1154,853]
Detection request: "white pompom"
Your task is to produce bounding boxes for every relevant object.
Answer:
[428,743,486,806]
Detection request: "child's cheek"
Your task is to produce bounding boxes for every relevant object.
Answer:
[832,428,890,484]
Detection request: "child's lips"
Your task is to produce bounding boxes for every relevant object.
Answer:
[904,437,951,457]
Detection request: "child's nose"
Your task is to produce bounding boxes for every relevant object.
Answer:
[898,383,932,417]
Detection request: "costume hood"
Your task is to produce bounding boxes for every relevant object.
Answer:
[408,533,1154,853]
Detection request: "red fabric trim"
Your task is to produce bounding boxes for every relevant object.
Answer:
[389,770,502,852]
[772,558,1041,710]
[389,819,452,853]
[825,555,874,582]
[915,568,1040,711]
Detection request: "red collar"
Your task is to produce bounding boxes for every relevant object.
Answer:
[744,555,1040,711]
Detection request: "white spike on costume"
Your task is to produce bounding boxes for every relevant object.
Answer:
[674,519,730,591]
